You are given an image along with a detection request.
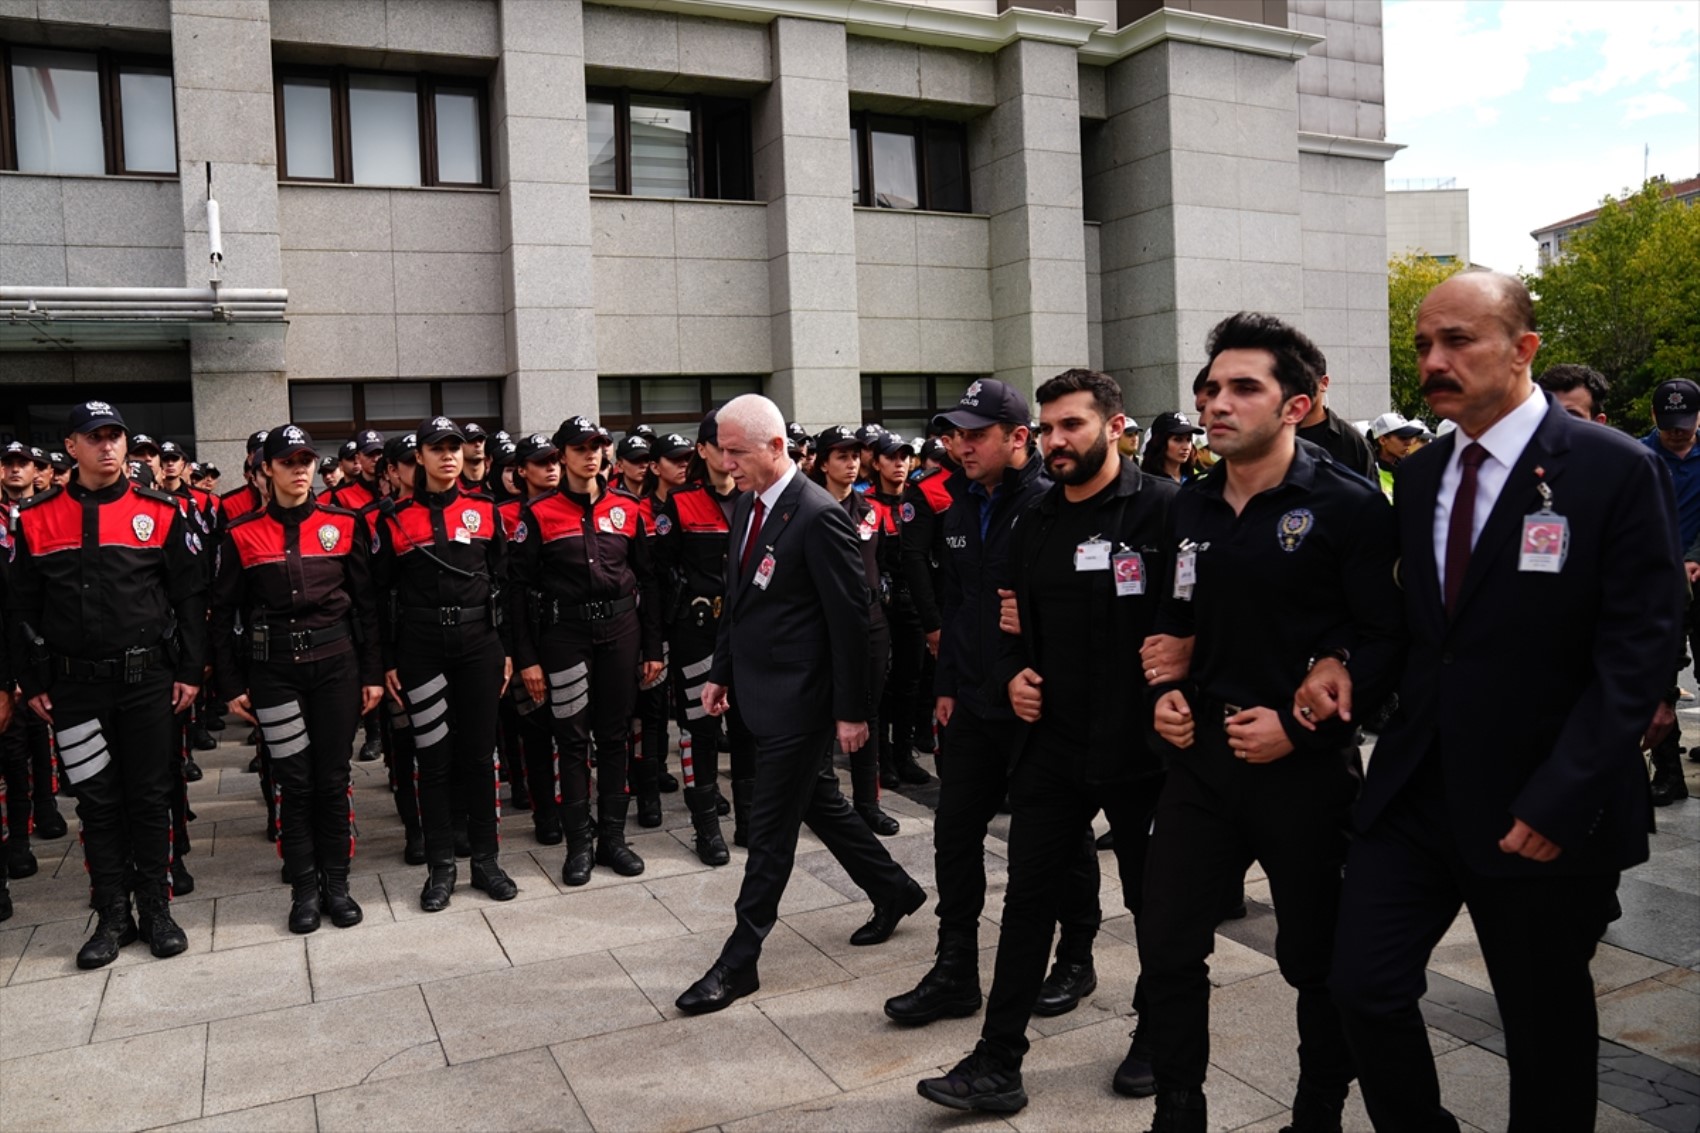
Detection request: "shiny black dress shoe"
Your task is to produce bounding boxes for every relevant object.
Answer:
[675,962,759,1015]
[850,878,926,946]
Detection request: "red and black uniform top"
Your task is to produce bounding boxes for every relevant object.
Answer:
[508,479,663,671]
[650,481,736,616]
[167,480,221,579]
[871,486,908,596]
[328,476,380,514]
[4,477,207,698]
[208,498,382,699]
[497,496,524,540]
[371,486,509,669]
[839,490,894,631]
[899,466,956,634]
[220,482,264,524]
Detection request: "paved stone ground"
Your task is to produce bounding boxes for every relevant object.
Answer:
[1,717,1696,1133]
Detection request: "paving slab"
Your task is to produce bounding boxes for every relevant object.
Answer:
[0,923,32,984]
[305,906,510,1001]
[210,874,392,951]
[482,885,692,968]
[553,1003,839,1132]
[149,1096,318,1132]
[378,851,560,923]
[0,1021,206,1132]
[94,936,310,1042]
[721,1068,1016,1132]
[202,985,438,1115]
[0,968,108,1060]
[423,949,662,1063]
[611,919,851,1020]
[778,889,944,979]
[314,1047,590,1132]
[1596,977,1700,1075]
[9,902,216,986]
[644,861,852,935]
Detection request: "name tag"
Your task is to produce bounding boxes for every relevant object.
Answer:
[1519,514,1568,573]
[1174,549,1197,600]
[453,528,471,544]
[1113,551,1145,596]
[753,552,776,590]
[1074,540,1110,571]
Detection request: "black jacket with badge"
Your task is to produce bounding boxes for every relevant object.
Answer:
[991,458,1178,782]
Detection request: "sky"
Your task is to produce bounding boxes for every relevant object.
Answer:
[1382,0,1700,275]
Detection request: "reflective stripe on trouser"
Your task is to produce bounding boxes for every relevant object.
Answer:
[537,613,640,806]
[249,650,362,877]
[396,625,504,862]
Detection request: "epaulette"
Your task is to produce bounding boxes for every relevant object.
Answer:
[225,509,266,529]
[219,485,253,502]
[14,487,58,511]
[673,482,706,495]
[133,485,180,506]
[316,503,358,518]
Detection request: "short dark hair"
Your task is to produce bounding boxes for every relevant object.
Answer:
[1537,363,1610,417]
[1204,312,1322,403]
[1036,368,1124,419]
[1191,363,1212,396]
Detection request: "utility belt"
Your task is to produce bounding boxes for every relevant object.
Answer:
[540,593,637,626]
[400,603,497,629]
[54,643,169,685]
[249,619,352,662]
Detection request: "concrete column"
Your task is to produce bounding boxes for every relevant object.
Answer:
[982,39,1090,403]
[495,0,597,433]
[170,0,288,475]
[759,17,861,427]
[1097,40,1304,421]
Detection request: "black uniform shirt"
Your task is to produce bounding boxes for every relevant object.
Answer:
[1153,442,1402,751]
[1297,407,1378,484]
[372,486,508,667]
[1025,479,1117,746]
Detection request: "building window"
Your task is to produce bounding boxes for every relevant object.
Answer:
[862,374,980,437]
[0,44,177,176]
[597,375,762,438]
[585,89,753,201]
[275,68,489,187]
[850,113,969,213]
[288,379,502,440]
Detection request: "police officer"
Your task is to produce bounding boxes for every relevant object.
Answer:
[219,431,270,523]
[1137,313,1402,1132]
[157,440,221,765]
[373,417,517,911]
[652,422,743,864]
[211,426,383,933]
[918,368,1176,1114]
[897,431,954,776]
[886,380,1103,1026]
[460,423,490,493]
[6,401,205,968]
[868,432,924,790]
[372,433,426,865]
[510,417,665,886]
[331,429,387,764]
[613,432,673,825]
[812,426,900,835]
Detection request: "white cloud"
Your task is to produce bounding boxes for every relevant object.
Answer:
[1622,91,1691,122]
[1475,106,1502,126]
[1544,1,1698,103]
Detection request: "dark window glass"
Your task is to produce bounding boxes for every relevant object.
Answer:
[862,374,981,437]
[1,44,178,177]
[287,379,502,442]
[586,89,753,202]
[850,112,970,214]
[924,123,969,214]
[597,375,762,437]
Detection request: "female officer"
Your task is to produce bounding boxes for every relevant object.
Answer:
[510,417,664,886]
[811,426,899,835]
[211,425,384,932]
[374,417,517,912]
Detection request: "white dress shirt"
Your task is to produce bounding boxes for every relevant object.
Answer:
[1432,384,1547,590]
[741,461,797,562]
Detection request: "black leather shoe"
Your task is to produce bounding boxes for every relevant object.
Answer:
[470,856,518,901]
[1033,960,1096,1017]
[1651,770,1690,806]
[136,894,188,958]
[675,962,759,1015]
[247,752,262,773]
[1113,1025,1157,1097]
[884,946,982,1024]
[288,878,322,934]
[917,1051,1028,1113]
[33,809,67,840]
[1144,1088,1207,1132]
[183,756,204,782]
[320,868,364,928]
[207,714,227,732]
[77,898,139,969]
[357,737,382,763]
[170,857,195,897]
[190,724,217,752]
[403,829,427,865]
[7,846,38,879]
[893,751,932,785]
[1278,1078,1347,1133]
[856,804,900,836]
[594,796,645,877]
[560,801,595,887]
[0,885,11,924]
[658,768,679,793]
[420,864,456,912]
[850,879,926,946]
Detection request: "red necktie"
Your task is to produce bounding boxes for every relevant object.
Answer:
[740,497,765,574]
[1443,442,1489,617]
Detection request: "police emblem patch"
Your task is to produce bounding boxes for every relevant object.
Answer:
[318,524,341,551]
[514,521,528,544]
[1277,508,1314,553]
[133,514,155,543]
[461,509,481,535]
[610,506,627,531]
[900,501,915,523]
[653,514,671,536]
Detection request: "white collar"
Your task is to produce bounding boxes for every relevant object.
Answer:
[1452,384,1546,468]
[756,462,797,513]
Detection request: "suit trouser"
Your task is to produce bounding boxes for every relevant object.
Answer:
[933,705,1101,954]
[718,727,912,972]
[248,650,362,880]
[1136,722,1356,1094]
[395,624,504,864]
[537,612,640,807]
[50,671,177,902]
[979,733,1163,1067]
[1330,755,1617,1133]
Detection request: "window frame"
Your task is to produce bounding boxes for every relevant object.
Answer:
[0,42,179,177]
[274,65,492,189]
[849,110,971,214]
[596,375,763,437]
[287,379,503,441]
[585,86,754,202]
[861,374,979,430]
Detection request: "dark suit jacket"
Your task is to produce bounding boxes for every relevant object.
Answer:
[709,470,872,738]
[1359,394,1683,876]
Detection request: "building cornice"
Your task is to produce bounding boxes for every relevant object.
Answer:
[600,0,1099,52]
[1297,132,1406,162]
[1078,8,1321,65]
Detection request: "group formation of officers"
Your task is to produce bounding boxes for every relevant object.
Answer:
[0,269,1680,1133]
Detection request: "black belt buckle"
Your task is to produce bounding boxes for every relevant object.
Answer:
[587,600,612,620]
[441,606,462,627]
[290,629,313,654]
[122,647,150,685]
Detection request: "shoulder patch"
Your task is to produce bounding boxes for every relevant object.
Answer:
[653,513,671,536]
[133,485,179,505]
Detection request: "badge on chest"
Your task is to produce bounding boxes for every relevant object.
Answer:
[753,552,776,590]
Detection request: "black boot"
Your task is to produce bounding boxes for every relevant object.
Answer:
[1033,959,1097,1017]
[632,757,663,829]
[470,855,518,900]
[189,722,217,751]
[170,856,195,897]
[879,740,902,790]
[884,939,983,1024]
[288,874,322,934]
[851,749,899,835]
[453,818,472,859]
[76,895,138,969]
[917,1049,1028,1113]
[402,821,427,865]
[715,785,730,816]
[0,878,10,924]
[685,785,730,866]
[420,861,456,912]
[1278,1078,1347,1133]
[183,754,204,782]
[319,866,364,928]
[594,795,645,877]
[731,778,755,848]
[533,810,563,846]
[892,748,932,785]
[7,836,37,879]
[135,890,189,958]
[560,801,596,887]
[1113,1021,1156,1097]
[33,805,67,840]
[508,771,532,813]
[657,759,679,793]
[1651,733,1690,806]
[1145,1089,1207,1133]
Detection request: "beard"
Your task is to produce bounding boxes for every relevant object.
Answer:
[1046,429,1111,486]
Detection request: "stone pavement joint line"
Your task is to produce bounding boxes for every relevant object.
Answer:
[0,731,1695,1131]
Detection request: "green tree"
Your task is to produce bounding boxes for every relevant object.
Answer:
[1386,252,1463,419]
[1526,179,1700,430]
